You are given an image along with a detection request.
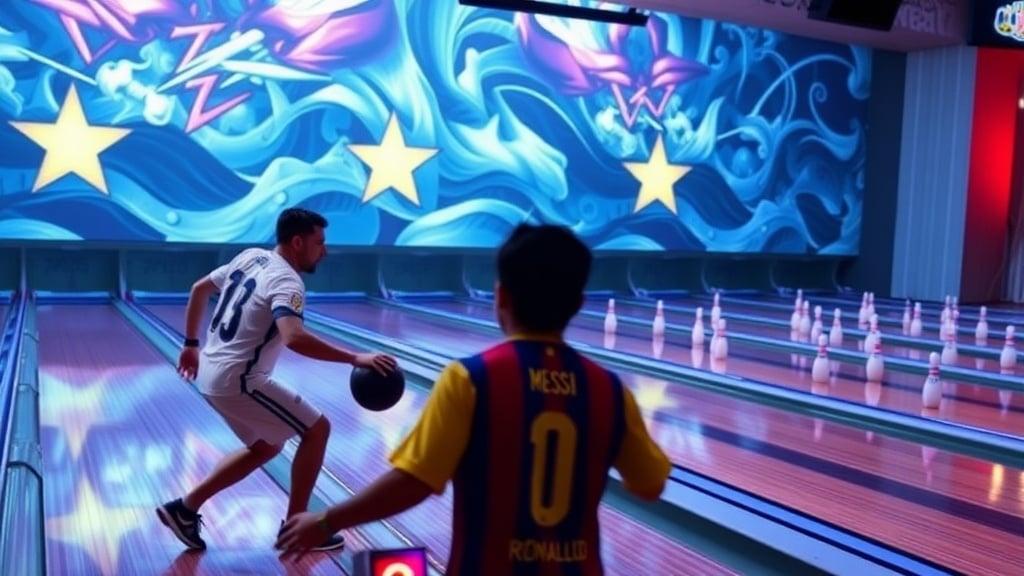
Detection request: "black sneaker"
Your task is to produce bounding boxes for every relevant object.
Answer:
[156,498,206,550]
[278,519,345,552]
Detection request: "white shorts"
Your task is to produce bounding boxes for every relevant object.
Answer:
[202,379,323,447]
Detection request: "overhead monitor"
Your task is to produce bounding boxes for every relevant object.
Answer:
[969,1,1024,48]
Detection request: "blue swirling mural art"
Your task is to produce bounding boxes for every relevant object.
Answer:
[0,0,870,254]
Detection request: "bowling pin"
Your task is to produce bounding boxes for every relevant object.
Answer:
[922,352,942,409]
[711,291,722,325]
[712,318,728,360]
[975,306,989,345]
[867,292,876,318]
[652,299,666,338]
[604,298,617,334]
[865,337,884,382]
[864,314,880,353]
[910,302,923,337]
[940,325,958,366]
[941,296,951,325]
[942,309,959,343]
[799,301,811,342]
[811,334,830,384]
[1000,326,1017,371]
[692,307,705,347]
[828,308,843,374]
[902,300,911,335]
[811,305,823,344]
[829,308,844,347]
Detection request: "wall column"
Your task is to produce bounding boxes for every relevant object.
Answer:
[960,48,1024,304]
[890,45,977,301]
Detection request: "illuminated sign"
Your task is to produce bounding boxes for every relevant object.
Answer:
[353,548,429,576]
[994,2,1024,42]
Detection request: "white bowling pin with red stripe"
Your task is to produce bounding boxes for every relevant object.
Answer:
[1000,326,1017,371]
[829,308,844,347]
[864,314,880,353]
[865,337,884,382]
[812,334,830,384]
[975,306,989,345]
[910,302,923,337]
[940,323,958,366]
[799,300,811,342]
[922,352,942,409]
[811,305,823,344]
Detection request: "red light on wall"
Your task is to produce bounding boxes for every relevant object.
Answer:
[353,548,429,576]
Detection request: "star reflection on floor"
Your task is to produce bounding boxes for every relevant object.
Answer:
[40,362,340,574]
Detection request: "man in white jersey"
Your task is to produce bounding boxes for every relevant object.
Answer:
[156,207,397,552]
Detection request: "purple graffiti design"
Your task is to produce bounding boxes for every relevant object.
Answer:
[29,0,396,132]
[516,12,708,130]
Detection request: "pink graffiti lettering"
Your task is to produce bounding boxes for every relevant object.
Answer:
[182,74,251,133]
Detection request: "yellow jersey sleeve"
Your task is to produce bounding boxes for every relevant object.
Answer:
[389,360,476,494]
[613,385,672,499]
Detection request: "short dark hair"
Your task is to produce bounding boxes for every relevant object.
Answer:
[276,207,328,245]
[496,223,591,333]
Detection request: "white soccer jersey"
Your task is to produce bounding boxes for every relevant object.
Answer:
[195,247,306,396]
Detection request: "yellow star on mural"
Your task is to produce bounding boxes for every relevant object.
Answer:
[347,112,438,207]
[45,477,148,576]
[622,134,692,215]
[7,83,131,194]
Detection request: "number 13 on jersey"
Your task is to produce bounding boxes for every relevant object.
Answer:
[529,411,578,527]
[210,270,256,342]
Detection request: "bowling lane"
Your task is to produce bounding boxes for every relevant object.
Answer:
[36,304,348,576]
[312,301,1024,575]
[141,304,732,576]
[422,299,1024,435]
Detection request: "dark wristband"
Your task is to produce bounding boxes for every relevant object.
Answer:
[184,338,200,347]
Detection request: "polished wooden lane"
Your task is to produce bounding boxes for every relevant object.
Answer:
[430,299,1024,436]
[311,300,1024,576]
[36,304,356,576]
[142,304,736,576]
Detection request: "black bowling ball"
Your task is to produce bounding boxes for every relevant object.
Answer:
[349,365,405,412]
